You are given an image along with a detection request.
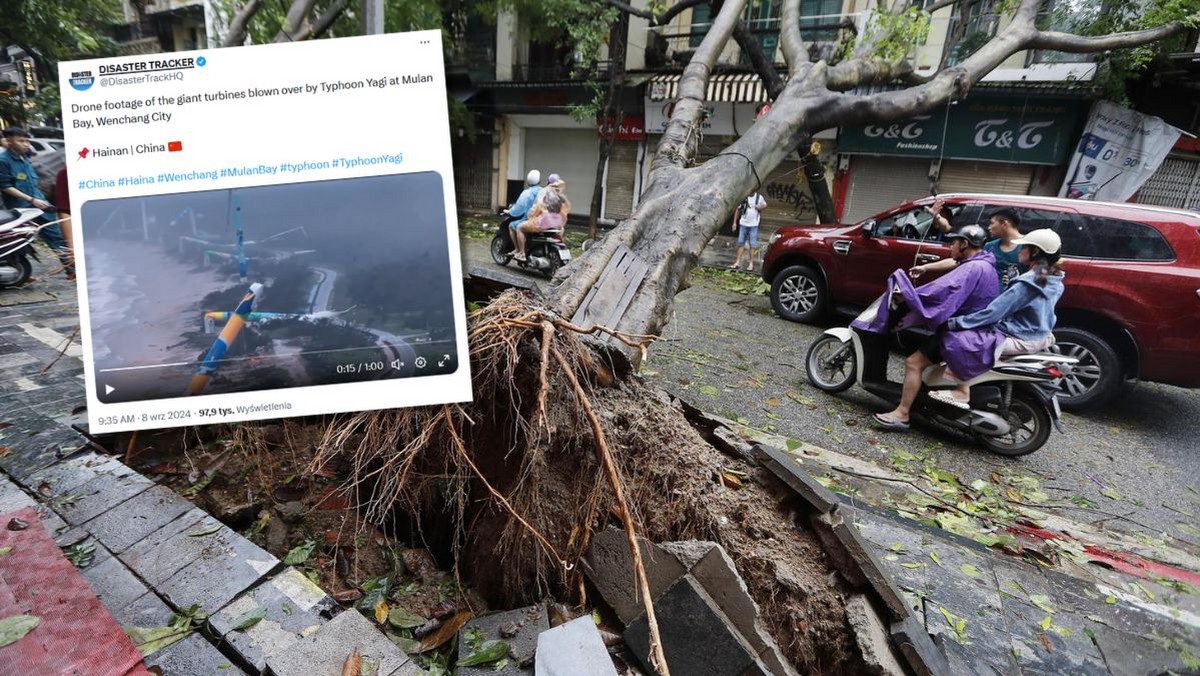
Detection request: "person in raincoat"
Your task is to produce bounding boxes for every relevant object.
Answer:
[855,225,999,430]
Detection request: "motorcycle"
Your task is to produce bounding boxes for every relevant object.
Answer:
[804,291,1076,456]
[0,207,47,288]
[490,210,571,280]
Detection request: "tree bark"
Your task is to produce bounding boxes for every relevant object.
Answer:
[222,0,265,47]
[274,0,320,42]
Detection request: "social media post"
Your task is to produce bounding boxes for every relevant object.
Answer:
[58,32,472,432]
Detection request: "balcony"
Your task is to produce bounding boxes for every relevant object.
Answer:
[510,60,615,83]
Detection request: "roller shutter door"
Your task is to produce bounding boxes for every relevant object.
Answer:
[938,160,1034,196]
[1136,156,1200,210]
[524,128,601,217]
[604,141,639,220]
[843,157,931,223]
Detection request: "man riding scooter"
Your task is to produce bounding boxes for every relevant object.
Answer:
[855,224,999,430]
[507,170,542,232]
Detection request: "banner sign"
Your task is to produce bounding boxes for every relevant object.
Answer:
[597,114,645,140]
[839,97,1086,165]
[1058,101,1182,202]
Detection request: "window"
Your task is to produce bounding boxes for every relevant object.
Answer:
[1082,216,1175,261]
[875,203,969,241]
[800,0,845,44]
[1011,208,1060,233]
[1053,214,1092,259]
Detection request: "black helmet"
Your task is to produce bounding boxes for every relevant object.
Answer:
[945,224,986,248]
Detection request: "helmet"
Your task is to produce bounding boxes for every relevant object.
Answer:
[526,170,541,186]
[546,173,564,187]
[944,224,987,248]
[1011,229,1062,255]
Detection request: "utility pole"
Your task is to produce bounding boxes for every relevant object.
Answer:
[361,0,384,35]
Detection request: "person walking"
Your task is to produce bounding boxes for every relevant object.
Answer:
[731,191,767,272]
[0,128,73,279]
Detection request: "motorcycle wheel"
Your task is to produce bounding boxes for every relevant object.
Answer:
[976,391,1051,457]
[805,335,856,393]
[542,252,560,280]
[0,255,32,288]
[490,234,511,266]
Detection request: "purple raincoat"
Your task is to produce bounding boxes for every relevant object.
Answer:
[852,251,1002,380]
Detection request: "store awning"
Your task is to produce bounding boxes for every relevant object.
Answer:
[646,72,769,103]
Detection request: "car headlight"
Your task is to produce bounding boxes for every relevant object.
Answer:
[769,233,782,246]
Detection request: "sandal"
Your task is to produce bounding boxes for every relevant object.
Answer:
[872,413,910,430]
[928,390,970,409]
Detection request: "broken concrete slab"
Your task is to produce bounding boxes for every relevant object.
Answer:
[889,613,952,676]
[145,631,246,676]
[0,411,87,481]
[625,575,759,676]
[808,508,910,622]
[534,615,617,676]
[264,609,418,676]
[54,465,154,525]
[457,604,548,674]
[753,443,839,514]
[688,544,798,676]
[844,595,908,676]
[79,542,155,621]
[582,527,687,624]
[209,567,337,673]
[79,484,194,554]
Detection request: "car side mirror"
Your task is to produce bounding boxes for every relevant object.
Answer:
[862,220,876,239]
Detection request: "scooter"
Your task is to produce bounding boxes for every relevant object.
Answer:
[490,210,572,280]
[804,292,1076,456]
[0,207,46,288]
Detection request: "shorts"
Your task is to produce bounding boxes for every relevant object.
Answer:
[737,225,759,247]
[917,332,943,363]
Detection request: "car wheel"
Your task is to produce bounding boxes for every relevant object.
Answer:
[770,265,826,323]
[1052,327,1121,410]
[805,334,856,393]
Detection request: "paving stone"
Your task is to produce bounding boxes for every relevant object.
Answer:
[79,542,154,619]
[81,484,194,554]
[1086,623,1190,676]
[456,605,548,675]
[209,567,338,673]
[145,632,246,676]
[23,451,126,496]
[889,613,952,676]
[688,544,798,676]
[0,411,87,481]
[0,474,35,513]
[534,615,617,676]
[265,609,418,676]
[111,591,175,630]
[154,518,280,614]
[582,526,687,624]
[624,575,757,676]
[921,539,1004,628]
[811,508,910,622]
[55,466,154,525]
[753,443,839,513]
[845,595,907,676]
[121,509,228,585]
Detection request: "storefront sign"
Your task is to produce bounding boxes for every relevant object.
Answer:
[644,99,764,136]
[1058,101,1181,201]
[597,114,645,140]
[839,97,1086,165]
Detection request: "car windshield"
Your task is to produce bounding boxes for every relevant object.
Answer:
[873,203,966,241]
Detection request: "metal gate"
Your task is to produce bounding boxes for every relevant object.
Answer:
[452,130,494,210]
[843,157,932,223]
[1136,156,1200,211]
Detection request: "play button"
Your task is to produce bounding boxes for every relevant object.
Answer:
[104,384,115,395]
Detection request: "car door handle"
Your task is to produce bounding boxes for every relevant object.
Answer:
[915,253,941,264]
[832,240,851,255]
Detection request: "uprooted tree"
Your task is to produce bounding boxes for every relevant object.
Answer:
[215,1,1195,673]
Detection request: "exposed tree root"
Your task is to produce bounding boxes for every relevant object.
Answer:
[309,289,863,673]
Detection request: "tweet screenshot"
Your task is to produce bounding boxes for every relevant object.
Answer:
[59,32,471,433]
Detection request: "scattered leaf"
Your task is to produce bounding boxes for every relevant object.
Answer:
[765,398,781,407]
[0,546,10,557]
[281,604,292,616]
[960,564,982,579]
[889,543,904,552]
[64,541,96,569]
[785,438,802,452]
[939,606,955,627]
[283,540,317,566]
[374,601,390,625]
[1030,594,1055,614]
[0,615,39,647]
[458,639,509,667]
[188,523,223,537]
[387,607,426,629]
[1040,616,1052,631]
[356,576,390,611]
[1100,487,1122,501]
[900,562,926,569]
[416,612,472,653]
[1105,595,1117,605]
[697,385,720,397]
[1037,633,1053,653]
[231,607,266,631]
[126,626,191,657]
[341,648,361,676]
[929,551,942,567]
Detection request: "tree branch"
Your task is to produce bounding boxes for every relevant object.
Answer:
[923,0,960,14]
[779,0,809,73]
[308,0,351,40]
[273,0,319,42]
[732,22,784,99]
[222,0,264,47]
[603,0,708,27]
[826,57,915,91]
[1029,22,1185,52]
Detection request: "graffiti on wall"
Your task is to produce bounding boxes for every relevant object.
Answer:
[764,180,817,221]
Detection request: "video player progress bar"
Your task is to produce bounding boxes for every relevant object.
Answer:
[96,343,442,373]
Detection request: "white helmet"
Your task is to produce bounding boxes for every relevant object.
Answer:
[526,169,541,186]
[1011,229,1062,255]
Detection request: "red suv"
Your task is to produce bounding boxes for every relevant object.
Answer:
[762,193,1200,409]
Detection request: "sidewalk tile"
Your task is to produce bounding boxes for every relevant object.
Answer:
[265,609,416,676]
[145,632,246,676]
[55,465,154,525]
[82,484,194,554]
[154,520,279,614]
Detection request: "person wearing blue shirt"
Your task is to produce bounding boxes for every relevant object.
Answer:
[507,169,542,232]
[932,229,1066,408]
[982,209,1025,287]
[0,128,73,279]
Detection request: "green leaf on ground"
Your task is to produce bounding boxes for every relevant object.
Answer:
[0,615,39,647]
[939,606,955,627]
[785,439,802,452]
[975,533,1001,547]
[458,639,508,667]
[1040,616,1053,631]
[885,554,900,561]
[889,543,904,552]
[188,523,223,537]
[1105,595,1117,605]
[0,546,11,557]
[126,626,191,657]
[387,607,426,629]
[900,562,926,569]
[960,564,983,579]
[231,607,266,631]
[929,551,942,567]
[1030,594,1056,614]
[697,385,720,396]
[283,540,317,566]
[357,576,391,611]
[1100,487,1122,501]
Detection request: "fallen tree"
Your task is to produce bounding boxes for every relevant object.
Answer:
[217,0,1195,672]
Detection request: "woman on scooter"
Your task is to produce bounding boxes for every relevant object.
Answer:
[513,189,567,262]
[931,229,1066,408]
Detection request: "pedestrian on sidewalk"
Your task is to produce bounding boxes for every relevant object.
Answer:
[0,128,74,279]
[731,190,767,272]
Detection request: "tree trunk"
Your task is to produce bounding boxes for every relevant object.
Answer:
[588,13,630,241]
